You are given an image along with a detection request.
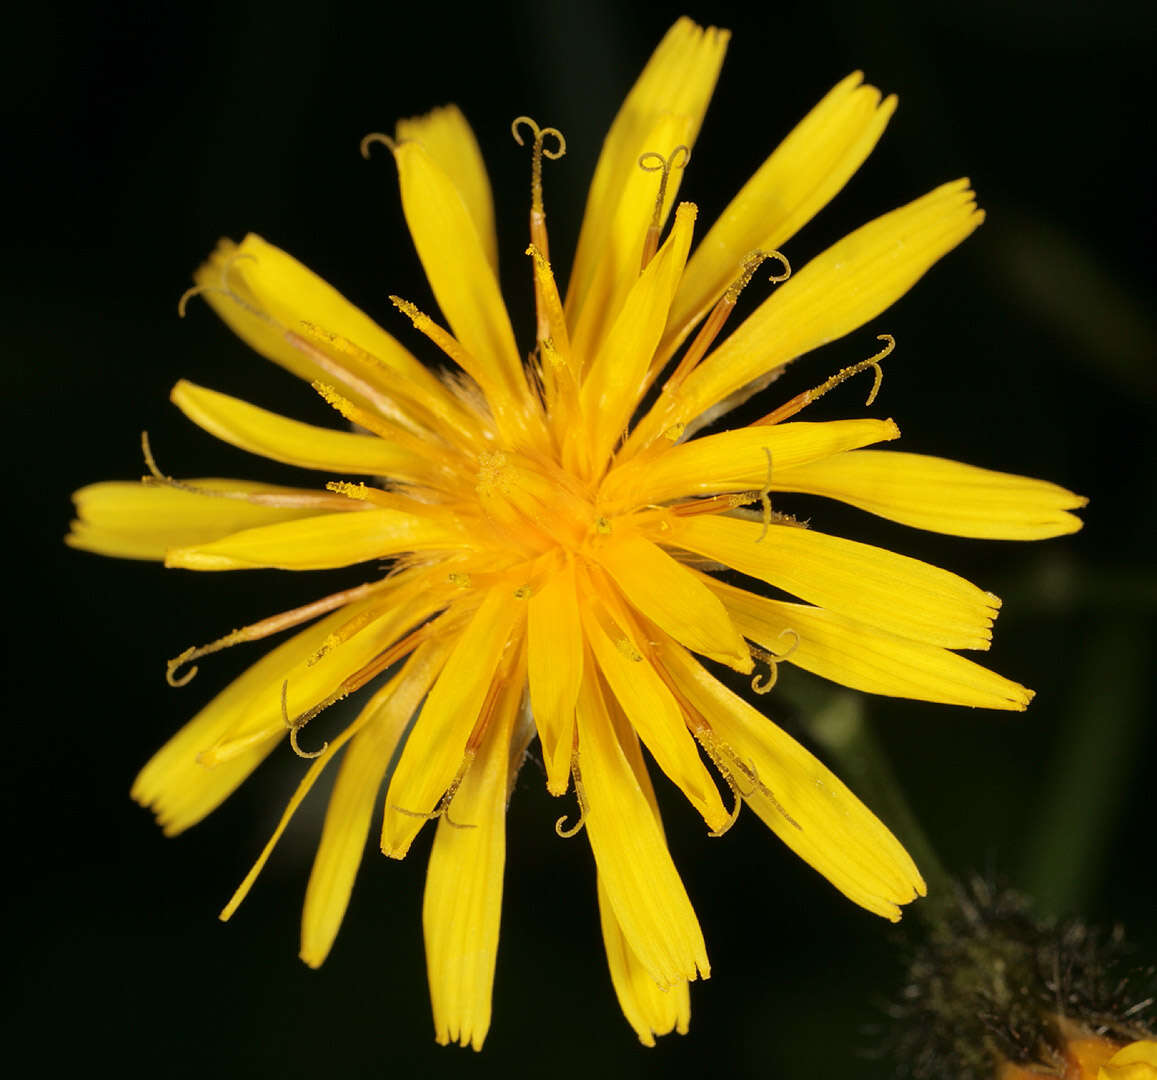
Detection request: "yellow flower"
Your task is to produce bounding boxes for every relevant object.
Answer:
[998,1033,1157,1079]
[1101,1041,1157,1080]
[68,18,1085,1049]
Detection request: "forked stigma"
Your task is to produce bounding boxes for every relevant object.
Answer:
[661,249,790,394]
[513,116,567,342]
[638,145,690,271]
[756,333,894,426]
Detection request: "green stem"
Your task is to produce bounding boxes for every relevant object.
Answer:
[1021,617,1148,916]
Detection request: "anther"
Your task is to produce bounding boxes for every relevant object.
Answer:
[756,333,894,426]
[725,251,771,302]
[669,493,734,517]
[287,320,459,444]
[662,250,790,394]
[525,243,570,354]
[306,634,341,668]
[359,132,398,159]
[638,145,690,271]
[388,295,490,391]
[305,608,379,668]
[290,323,456,449]
[309,381,399,444]
[323,480,402,510]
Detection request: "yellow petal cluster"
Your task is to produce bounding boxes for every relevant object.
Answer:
[68,17,1085,1049]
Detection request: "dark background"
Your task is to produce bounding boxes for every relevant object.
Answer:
[6,1,1154,1077]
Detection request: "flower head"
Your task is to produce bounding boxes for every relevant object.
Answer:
[892,879,1154,1080]
[69,19,1085,1049]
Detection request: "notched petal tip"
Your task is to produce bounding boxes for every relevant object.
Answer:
[545,775,570,798]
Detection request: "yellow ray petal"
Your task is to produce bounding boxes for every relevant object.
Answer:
[163,507,459,571]
[597,875,691,1046]
[381,588,521,858]
[595,694,692,1044]
[198,576,450,766]
[597,532,750,671]
[222,628,452,923]
[66,478,341,562]
[218,694,373,923]
[170,380,439,483]
[527,561,583,796]
[660,514,999,651]
[659,180,984,432]
[396,105,498,274]
[422,656,521,1051]
[1100,1041,1157,1080]
[391,141,535,438]
[195,234,458,422]
[567,18,728,331]
[579,202,697,470]
[300,639,449,968]
[662,73,896,362]
[710,578,1033,710]
[131,592,395,836]
[580,597,728,832]
[576,670,710,987]
[599,418,899,510]
[659,641,925,921]
[568,116,694,365]
[773,450,1087,539]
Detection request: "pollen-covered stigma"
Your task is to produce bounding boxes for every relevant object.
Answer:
[68,18,1086,1050]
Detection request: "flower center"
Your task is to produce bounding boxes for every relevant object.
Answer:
[475,449,605,557]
